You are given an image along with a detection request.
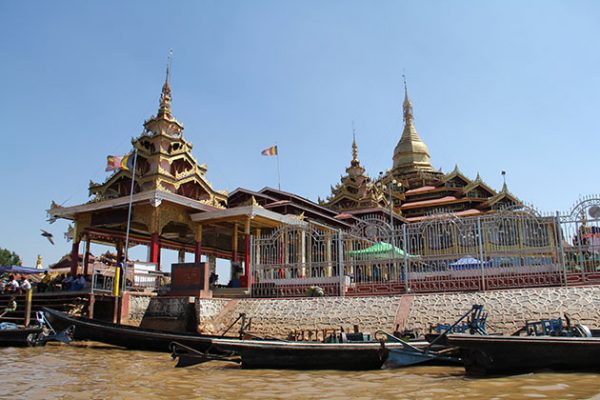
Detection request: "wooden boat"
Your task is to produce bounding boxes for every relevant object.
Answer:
[448,333,600,375]
[43,307,236,353]
[173,337,399,370]
[0,325,44,347]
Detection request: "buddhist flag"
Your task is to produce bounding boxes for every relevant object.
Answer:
[261,145,278,156]
[106,154,134,171]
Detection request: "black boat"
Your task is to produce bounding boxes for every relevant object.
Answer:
[0,325,44,347]
[43,307,237,352]
[0,312,73,347]
[448,333,600,376]
[173,336,399,370]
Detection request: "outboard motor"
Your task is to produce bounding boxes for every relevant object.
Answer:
[573,324,593,338]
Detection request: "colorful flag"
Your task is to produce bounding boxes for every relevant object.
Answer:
[261,145,278,156]
[106,154,134,171]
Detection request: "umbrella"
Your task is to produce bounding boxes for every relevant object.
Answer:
[449,256,489,270]
[347,242,415,259]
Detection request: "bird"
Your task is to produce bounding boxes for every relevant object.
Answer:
[41,229,55,245]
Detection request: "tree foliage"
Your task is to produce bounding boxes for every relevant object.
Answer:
[0,248,22,266]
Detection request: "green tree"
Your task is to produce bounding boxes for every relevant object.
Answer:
[0,248,22,266]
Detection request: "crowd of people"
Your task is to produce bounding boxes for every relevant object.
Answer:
[0,275,31,294]
[0,272,88,294]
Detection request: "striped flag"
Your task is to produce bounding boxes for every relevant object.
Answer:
[261,145,278,156]
[106,154,134,171]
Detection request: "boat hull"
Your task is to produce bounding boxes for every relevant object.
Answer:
[211,338,390,370]
[43,307,229,353]
[448,334,600,375]
[0,327,43,347]
[385,347,461,368]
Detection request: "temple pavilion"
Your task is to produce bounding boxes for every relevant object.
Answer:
[47,67,303,288]
[322,81,522,221]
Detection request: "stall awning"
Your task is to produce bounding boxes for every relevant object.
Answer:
[0,265,47,275]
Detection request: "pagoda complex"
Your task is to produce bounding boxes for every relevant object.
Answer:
[323,80,521,221]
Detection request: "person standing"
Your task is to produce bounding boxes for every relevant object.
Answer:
[21,277,32,292]
[7,275,19,293]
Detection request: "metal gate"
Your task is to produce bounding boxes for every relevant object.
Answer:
[558,196,600,286]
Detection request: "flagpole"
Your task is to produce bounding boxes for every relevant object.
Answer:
[276,144,281,190]
[122,148,138,294]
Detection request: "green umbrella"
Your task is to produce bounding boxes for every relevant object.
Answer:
[347,242,414,259]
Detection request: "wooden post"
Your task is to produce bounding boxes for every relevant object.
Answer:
[87,293,95,319]
[112,265,121,324]
[70,241,79,276]
[194,225,203,264]
[244,219,251,288]
[24,289,32,327]
[83,238,91,276]
[232,223,239,262]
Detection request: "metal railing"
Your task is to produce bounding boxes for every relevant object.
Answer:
[250,196,600,297]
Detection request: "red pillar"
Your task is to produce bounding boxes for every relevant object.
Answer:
[70,242,79,276]
[244,234,251,288]
[194,240,202,264]
[149,233,160,268]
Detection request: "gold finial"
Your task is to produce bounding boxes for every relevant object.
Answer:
[402,74,413,123]
[158,49,174,120]
[352,121,358,162]
[166,49,173,83]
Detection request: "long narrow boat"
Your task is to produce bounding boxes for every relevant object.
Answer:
[43,307,235,352]
[448,333,600,375]
[175,337,398,370]
[0,326,44,347]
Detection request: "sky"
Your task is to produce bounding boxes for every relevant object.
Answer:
[1,0,599,272]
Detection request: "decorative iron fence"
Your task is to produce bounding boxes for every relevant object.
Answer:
[251,196,600,297]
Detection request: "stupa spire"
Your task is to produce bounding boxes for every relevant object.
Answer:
[403,75,414,124]
[157,50,174,120]
[352,123,358,163]
[392,75,435,178]
[143,50,184,137]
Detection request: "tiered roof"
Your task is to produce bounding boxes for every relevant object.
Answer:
[88,66,227,208]
[324,134,388,212]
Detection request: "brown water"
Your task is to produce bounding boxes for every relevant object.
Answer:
[2,343,600,400]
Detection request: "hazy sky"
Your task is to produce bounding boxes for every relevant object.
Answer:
[1,1,599,270]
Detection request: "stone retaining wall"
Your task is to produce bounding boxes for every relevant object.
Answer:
[194,286,600,338]
[196,296,402,338]
[127,286,600,338]
[405,286,600,335]
[128,294,195,332]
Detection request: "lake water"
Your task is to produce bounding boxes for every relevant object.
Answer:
[2,342,600,399]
